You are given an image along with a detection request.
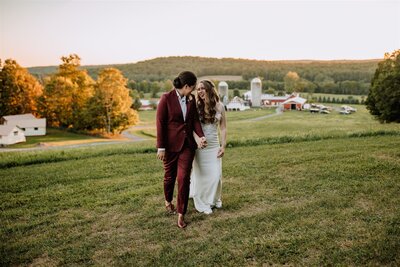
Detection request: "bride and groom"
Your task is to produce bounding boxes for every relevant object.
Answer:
[156,71,227,228]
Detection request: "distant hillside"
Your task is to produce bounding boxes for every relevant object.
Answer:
[28,56,380,83]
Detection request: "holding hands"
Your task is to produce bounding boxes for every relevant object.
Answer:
[199,137,208,149]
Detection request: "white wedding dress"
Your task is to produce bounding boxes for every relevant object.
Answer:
[190,106,223,214]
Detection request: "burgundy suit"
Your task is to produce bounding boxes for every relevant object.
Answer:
[156,89,204,214]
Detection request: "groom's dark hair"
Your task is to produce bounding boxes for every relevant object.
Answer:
[173,71,197,89]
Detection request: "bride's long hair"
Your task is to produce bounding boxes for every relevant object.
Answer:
[196,80,220,124]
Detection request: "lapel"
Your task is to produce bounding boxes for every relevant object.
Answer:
[185,96,190,122]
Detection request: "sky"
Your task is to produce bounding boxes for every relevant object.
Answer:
[1,0,399,67]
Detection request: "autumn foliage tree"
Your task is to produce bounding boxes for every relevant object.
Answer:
[38,54,94,128]
[0,59,43,117]
[87,68,138,133]
[366,50,400,123]
[284,71,300,93]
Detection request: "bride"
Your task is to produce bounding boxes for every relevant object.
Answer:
[190,80,227,214]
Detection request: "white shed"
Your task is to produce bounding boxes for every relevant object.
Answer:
[2,114,46,136]
[226,96,250,111]
[0,125,26,145]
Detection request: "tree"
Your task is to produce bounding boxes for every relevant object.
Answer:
[284,71,300,93]
[38,54,94,128]
[0,59,43,117]
[150,81,161,98]
[88,68,138,133]
[163,79,173,92]
[127,80,137,90]
[366,50,400,123]
[265,87,275,95]
[130,89,142,110]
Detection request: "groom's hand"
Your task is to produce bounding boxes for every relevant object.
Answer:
[157,150,165,161]
[200,137,207,149]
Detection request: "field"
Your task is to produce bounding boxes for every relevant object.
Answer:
[1,105,399,266]
[132,105,400,142]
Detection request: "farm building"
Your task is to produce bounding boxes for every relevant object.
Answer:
[0,125,26,145]
[218,81,229,99]
[226,96,250,111]
[139,99,153,111]
[251,77,262,107]
[244,92,304,108]
[282,95,307,110]
[1,113,46,136]
[261,95,290,106]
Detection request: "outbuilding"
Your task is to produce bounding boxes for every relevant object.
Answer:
[282,96,307,110]
[1,114,46,136]
[0,125,26,146]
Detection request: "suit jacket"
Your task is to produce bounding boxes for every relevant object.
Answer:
[156,90,204,152]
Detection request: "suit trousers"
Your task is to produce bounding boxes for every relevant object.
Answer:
[163,139,195,215]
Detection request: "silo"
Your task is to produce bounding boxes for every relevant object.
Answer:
[218,81,229,105]
[251,77,262,107]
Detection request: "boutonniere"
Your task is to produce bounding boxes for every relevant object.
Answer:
[187,95,194,102]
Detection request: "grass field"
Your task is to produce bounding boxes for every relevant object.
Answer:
[134,105,400,142]
[1,105,399,266]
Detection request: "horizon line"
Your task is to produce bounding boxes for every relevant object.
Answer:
[22,55,383,68]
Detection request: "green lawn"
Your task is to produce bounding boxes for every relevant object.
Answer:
[1,106,400,266]
[136,105,400,141]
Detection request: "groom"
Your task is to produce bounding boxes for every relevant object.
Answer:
[156,71,207,228]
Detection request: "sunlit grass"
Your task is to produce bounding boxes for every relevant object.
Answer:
[1,104,400,266]
[136,105,400,142]
[1,136,399,266]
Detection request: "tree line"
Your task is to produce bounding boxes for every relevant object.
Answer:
[2,52,398,124]
[0,54,139,134]
[29,56,379,96]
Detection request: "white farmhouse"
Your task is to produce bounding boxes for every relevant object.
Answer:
[1,114,46,136]
[0,125,26,145]
[139,99,153,111]
[226,96,250,111]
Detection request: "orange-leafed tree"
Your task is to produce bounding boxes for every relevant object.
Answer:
[88,68,138,133]
[284,71,300,93]
[38,54,94,129]
[0,59,43,117]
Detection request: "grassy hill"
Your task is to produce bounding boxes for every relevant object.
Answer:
[1,107,399,266]
[28,56,380,83]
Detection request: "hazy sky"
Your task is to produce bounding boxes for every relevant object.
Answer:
[1,0,399,67]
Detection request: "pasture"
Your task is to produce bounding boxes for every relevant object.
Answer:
[1,105,399,266]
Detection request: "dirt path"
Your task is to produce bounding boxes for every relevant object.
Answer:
[249,106,283,121]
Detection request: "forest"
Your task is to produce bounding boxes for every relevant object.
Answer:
[28,56,379,96]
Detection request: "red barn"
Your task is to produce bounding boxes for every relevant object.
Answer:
[282,96,307,110]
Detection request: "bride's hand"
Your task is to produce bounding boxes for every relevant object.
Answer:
[217,147,225,158]
[200,137,207,149]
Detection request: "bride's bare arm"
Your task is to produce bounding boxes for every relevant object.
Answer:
[217,103,227,158]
